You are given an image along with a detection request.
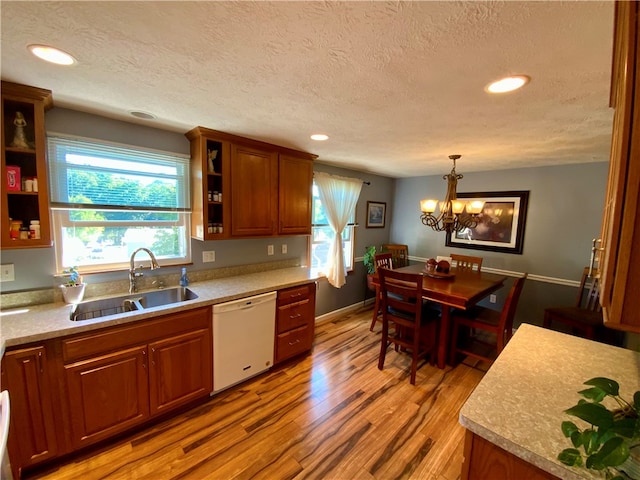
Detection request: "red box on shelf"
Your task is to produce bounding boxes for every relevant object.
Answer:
[6,165,21,191]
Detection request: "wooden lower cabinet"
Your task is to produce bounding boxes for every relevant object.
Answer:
[64,346,150,449]
[1,345,59,479]
[461,430,559,480]
[149,328,212,414]
[275,283,316,363]
[3,306,213,477]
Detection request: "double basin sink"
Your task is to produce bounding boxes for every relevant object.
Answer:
[70,287,198,321]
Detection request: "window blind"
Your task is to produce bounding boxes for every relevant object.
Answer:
[48,134,190,212]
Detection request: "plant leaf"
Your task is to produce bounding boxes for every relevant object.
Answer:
[578,386,607,403]
[609,417,638,438]
[565,402,614,429]
[561,421,579,438]
[586,437,629,470]
[570,430,583,448]
[558,448,583,467]
[584,377,619,396]
[582,429,600,455]
[634,391,640,413]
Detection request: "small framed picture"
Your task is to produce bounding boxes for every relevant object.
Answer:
[366,201,386,228]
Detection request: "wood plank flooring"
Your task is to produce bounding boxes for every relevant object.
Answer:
[26,305,487,480]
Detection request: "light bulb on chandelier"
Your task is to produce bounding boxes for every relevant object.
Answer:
[420,154,484,234]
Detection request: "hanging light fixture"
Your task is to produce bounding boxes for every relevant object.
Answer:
[420,154,485,234]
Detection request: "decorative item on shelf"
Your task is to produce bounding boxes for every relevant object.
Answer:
[11,111,30,149]
[207,149,218,173]
[420,154,485,234]
[557,377,640,479]
[6,165,21,191]
[60,266,86,304]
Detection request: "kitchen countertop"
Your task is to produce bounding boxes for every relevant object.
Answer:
[0,266,322,356]
[459,323,640,480]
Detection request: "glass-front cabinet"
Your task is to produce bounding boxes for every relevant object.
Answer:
[1,81,53,249]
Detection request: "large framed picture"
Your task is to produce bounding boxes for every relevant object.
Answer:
[445,190,529,254]
[366,201,386,228]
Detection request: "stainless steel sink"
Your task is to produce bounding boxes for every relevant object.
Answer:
[70,287,199,321]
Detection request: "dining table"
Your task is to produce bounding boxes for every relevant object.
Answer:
[371,263,508,369]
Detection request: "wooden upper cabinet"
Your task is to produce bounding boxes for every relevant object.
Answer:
[187,126,316,239]
[599,1,640,333]
[279,153,314,235]
[1,81,53,249]
[230,144,278,236]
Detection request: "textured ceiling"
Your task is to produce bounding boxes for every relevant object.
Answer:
[1,1,614,178]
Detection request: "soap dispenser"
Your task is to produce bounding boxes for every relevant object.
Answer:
[180,267,189,287]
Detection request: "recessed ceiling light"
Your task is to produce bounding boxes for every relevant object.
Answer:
[310,134,329,141]
[486,75,530,94]
[28,44,76,65]
[130,111,156,120]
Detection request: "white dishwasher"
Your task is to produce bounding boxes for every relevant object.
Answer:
[212,291,277,393]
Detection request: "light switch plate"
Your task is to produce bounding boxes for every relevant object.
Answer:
[202,251,216,263]
[281,244,287,254]
[1,264,15,282]
[267,245,274,256]
[490,294,497,303]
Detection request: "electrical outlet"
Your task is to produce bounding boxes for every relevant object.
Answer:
[490,294,497,304]
[267,245,274,256]
[1,264,15,282]
[202,251,216,263]
[281,244,287,254]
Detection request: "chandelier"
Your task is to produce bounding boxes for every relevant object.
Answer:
[420,154,485,234]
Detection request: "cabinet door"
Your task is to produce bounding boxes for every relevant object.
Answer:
[230,144,278,236]
[278,154,313,235]
[148,329,212,415]
[599,1,640,332]
[64,346,149,449]
[1,346,58,473]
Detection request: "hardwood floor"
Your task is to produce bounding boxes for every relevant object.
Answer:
[26,306,486,480]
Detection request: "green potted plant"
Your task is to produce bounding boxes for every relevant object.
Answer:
[558,377,640,480]
[60,266,86,304]
[364,245,377,291]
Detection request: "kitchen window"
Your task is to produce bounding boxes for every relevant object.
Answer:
[310,182,356,274]
[48,134,191,274]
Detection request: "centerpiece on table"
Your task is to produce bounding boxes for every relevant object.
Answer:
[60,266,86,304]
[558,377,640,479]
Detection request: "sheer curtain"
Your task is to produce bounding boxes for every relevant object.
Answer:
[314,172,363,288]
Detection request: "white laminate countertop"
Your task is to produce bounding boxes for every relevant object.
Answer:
[460,323,640,480]
[0,267,322,356]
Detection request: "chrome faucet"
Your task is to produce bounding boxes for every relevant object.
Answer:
[129,248,160,293]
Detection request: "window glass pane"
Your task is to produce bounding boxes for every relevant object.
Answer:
[310,182,355,272]
[58,219,188,269]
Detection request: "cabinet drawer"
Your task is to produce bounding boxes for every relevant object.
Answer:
[62,306,211,363]
[277,298,312,333]
[276,324,313,362]
[277,283,313,307]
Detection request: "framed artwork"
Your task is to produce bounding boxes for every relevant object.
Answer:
[445,190,529,254]
[366,201,386,228]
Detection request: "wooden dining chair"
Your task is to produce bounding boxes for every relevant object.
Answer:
[449,273,527,365]
[450,254,483,272]
[377,267,439,385]
[382,244,409,269]
[369,253,394,331]
[543,267,603,340]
